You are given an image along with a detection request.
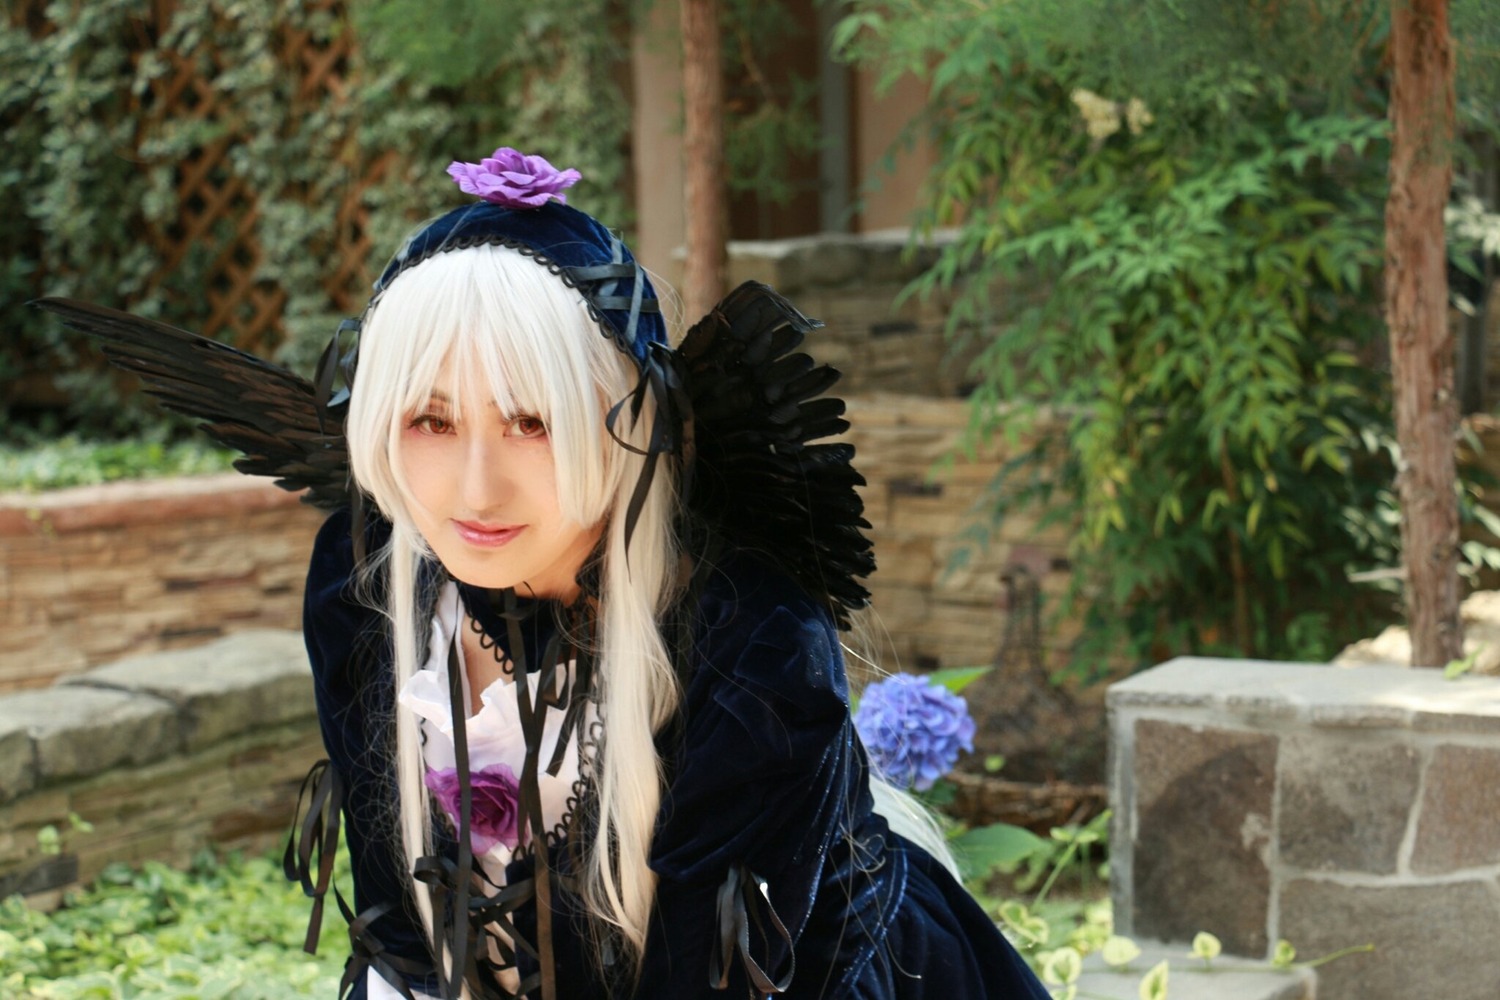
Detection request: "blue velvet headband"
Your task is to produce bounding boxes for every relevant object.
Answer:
[372,199,667,363]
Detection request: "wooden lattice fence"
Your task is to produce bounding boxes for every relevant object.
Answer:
[14,0,390,353]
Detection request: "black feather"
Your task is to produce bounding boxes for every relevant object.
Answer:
[678,281,876,628]
[32,298,351,510]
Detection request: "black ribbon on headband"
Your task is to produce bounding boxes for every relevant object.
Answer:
[313,317,361,425]
[604,340,696,553]
[564,235,660,357]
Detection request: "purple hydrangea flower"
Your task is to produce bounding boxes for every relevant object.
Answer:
[854,674,976,791]
[424,763,521,854]
[446,148,581,208]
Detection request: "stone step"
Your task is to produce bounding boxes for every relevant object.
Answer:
[1075,942,1314,1000]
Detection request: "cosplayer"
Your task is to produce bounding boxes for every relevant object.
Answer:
[39,149,1048,1000]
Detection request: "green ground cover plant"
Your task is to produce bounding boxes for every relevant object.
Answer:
[1,850,345,999]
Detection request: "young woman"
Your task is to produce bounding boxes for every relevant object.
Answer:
[41,150,1049,1000]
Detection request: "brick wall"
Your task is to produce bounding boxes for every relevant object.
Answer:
[0,475,326,693]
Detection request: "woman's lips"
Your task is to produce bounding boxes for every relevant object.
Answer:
[452,520,524,547]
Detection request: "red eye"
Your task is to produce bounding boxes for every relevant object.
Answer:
[511,416,547,438]
[410,413,454,435]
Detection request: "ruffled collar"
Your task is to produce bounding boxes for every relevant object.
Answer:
[451,549,600,669]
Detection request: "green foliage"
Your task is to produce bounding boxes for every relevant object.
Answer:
[352,0,633,228]
[720,0,823,206]
[949,822,1049,880]
[924,664,991,694]
[838,0,1444,673]
[0,434,236,492]
[0,0,630,437]
[840,0,1497,132]
[0,851,346,999]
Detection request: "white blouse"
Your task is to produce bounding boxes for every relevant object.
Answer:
[368,582,592,1000]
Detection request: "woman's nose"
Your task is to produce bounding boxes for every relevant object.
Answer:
[459,432,512,513]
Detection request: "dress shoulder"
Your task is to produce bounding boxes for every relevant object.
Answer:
[690,550,850,725]
[651,551,850,885]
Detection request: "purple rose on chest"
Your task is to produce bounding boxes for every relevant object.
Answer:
[425,763,522,854]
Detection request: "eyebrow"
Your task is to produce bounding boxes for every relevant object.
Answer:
[414,390,505,411]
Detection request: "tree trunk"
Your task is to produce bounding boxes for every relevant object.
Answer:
[1386,0,1461,666]
[680,0,728,321]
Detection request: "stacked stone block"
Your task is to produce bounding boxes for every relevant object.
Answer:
[0,474,326,693]
[1109,657,1500,1000]
[0,631,320,904]
[708,229,1024,398]
[843,394,1110,781]
[843,394,1071,669]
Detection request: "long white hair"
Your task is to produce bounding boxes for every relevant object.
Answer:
[344,244,681,965]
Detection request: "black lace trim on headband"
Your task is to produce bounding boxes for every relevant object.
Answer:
[366,233,659,361]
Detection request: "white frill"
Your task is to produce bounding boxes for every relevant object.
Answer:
[370,583,592,999]
[397,583,591,876]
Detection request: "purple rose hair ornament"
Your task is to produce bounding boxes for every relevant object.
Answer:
[854,673,976,792]
[446,147,581,208]
[425,763,522,854]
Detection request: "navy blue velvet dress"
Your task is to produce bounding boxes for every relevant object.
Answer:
[303,509,1048,1000]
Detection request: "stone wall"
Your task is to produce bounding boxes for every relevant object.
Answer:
[710,229,996,398]
[0,474,326,693]
[0,631,318,905]
[1109,658,1500,1000]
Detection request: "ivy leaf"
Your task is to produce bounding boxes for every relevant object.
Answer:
[1102,935,1143,968]
[1191,931,1223,964]
[1042,946,1083,985]
[950,822,1049,879]
[1444,649,1479,680]
[1138,960,1169,1000]
[35,825,61,856]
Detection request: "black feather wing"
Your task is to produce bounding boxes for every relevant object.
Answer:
[33,298,350,509]
[678,281,875,627]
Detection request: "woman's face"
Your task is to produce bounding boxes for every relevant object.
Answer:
[396,375,603,601]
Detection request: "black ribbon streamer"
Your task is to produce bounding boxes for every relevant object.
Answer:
[284,759,342,954]
[503,590,560,1000]
[313,317,360,428]
[710,864,795,995]
[410,590,588,1000]
[337,896,430,1000]
[604,341,696,552]
[284,759,431,1000]
[442,640,477,995]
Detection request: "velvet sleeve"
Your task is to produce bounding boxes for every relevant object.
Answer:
[641,555,853,995]
[303,509,439,998]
